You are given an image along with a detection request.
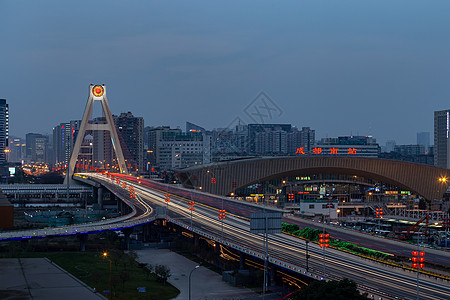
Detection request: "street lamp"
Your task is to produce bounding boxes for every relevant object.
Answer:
[207,170,224,240]
[188,265,200,300]
[102,252,112,299]
[439,177,449,251]
[413,225,426,300]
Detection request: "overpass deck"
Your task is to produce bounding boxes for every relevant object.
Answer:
[1,173,449,300]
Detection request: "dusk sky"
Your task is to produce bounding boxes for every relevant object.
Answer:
[1,0,450,145]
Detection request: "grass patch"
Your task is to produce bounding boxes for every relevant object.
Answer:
[9,251,179,300]
[282,223,390,259]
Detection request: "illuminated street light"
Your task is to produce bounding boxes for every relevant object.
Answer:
[102,252,112,299]
[188,265,200,300]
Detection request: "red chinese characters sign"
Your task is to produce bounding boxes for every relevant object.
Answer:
[295,147,358,155]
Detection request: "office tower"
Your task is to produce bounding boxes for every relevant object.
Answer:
[287,127,315,154]
[114,112,144,172]
[8,136,26,162]
[25,133,49,163]
[255,128,287,154]
[394,144,426,156]
[0,99,8,163]
[434,110,450,168]
[384,140,396,153]
[247,124,291,154]
[53,120,81,166]
[417,132,430,152]
[315,135,380,157]
[148,126,182,166]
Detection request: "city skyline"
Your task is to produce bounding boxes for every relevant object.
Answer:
[2,1,450,144]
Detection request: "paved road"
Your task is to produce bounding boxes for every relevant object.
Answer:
[135,248,281,300]
[0,258,106,300]
[284,215,450,268]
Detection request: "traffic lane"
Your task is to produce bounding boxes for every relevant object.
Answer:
[283,216,450,267]
[137,191,448,300]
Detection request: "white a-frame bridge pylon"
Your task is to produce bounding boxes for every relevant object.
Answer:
[66,84,128,182]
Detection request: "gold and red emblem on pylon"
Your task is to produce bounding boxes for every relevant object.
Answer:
[92,85,104,97]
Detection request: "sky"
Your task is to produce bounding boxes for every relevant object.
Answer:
[1,0,450,145]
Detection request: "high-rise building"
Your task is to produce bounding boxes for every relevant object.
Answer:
[384,140,396,153]
[25,133,49,163]
[248,124,291,154]
[315,136,380,157]
[8,136,26,162]
[434,110,450,168]
[0,99,9,163]
[255,128,287,154]
[287,127,315,154]
[53,120,81,167]
[394,144,425,156]
[148,126,211,170]
[148,126,182,166]
[114,112,144,172]
[157,131,205,170]
[417,132,430,152]
[92,118,113,171]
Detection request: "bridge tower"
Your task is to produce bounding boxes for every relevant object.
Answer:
[65,84,128,183]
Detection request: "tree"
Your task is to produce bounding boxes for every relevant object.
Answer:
[143,263,154,280]
[293,278,368,300]
[90,270,104,290]
[119,270,130,290]
[154,264,171,284]
[123,250,137,270]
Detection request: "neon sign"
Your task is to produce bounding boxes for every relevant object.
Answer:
[295,147,305,154]
[295,147,358,155]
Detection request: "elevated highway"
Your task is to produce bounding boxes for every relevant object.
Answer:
[1,173,449,299]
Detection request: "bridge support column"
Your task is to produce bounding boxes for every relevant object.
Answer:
[97,187,103,209]
[214,242,220,254]
[142,223,150,242]
[193,233,199,247]
[239,252,246,270]
[122,228,133,250]
[78,234,88,252]
[269,264,276,287]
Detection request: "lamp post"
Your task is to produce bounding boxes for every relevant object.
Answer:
[305,240,310,271]
[102,252,112,299]
[207,170,224,239]
[439,177,448,250]
[188,265,200,300]
[413,225,426,300]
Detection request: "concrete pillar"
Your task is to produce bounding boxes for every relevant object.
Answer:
[142,224,149,242]
[115,194,120,211]
[97,187,103,209]
[269,264,276,287]
[214,242,220,254]
[93,187,98,204]
[194,233,199,247]
[122,228,133,250]
[78,234,88,252]
[239,252,246,269]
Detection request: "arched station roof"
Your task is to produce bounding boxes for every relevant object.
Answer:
[177,157,450,201]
